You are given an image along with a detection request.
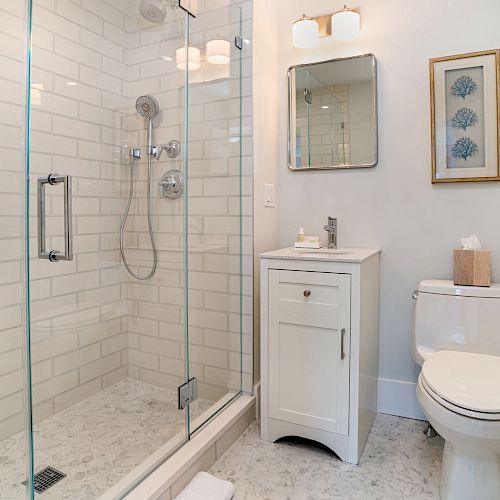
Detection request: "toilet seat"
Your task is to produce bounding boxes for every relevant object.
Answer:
[421,350,500,421]
[421,376,500,421]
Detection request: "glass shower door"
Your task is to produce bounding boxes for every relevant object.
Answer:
[0,0,33,498]
[1,0,246,497]
[25,0,191,497]
[185,0,247,434]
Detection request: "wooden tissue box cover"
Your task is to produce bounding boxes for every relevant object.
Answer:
[454,249,491,287]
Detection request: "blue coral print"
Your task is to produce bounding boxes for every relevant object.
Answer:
[451,137,478,161]
[451,108,478,131]
[451,75,477,99]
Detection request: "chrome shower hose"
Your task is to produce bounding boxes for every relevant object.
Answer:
[120,154,157,280]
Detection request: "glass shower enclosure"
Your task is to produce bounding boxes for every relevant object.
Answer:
[293,68,348,167]
[0,0,247,497]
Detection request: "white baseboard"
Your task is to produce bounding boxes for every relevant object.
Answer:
[253,381,261,418]
[377,377,426,421]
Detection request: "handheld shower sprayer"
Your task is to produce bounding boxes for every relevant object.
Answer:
[120,94,182,280]
[135,95,159,156]
[119,95,160,280]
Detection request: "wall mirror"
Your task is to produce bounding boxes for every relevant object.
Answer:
[288,54,378,170]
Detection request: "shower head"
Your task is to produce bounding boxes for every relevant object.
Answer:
[136,95,159,120]
[139,0,167,24]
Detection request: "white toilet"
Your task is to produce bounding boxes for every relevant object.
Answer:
[413,280,500,500]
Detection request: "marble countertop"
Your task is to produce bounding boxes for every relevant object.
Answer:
[259,247,381,263]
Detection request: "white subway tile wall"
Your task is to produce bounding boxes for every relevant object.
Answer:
[295,85,351,167]
[0,0,253,441]
[26,0,130,439]
[0,0,29,443]
[124,0,254,404]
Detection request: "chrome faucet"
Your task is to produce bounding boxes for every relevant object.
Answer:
[323,217,337,249]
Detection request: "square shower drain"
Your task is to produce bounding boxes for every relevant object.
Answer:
[22,466,67,494]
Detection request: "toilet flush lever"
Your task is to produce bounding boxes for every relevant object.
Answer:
[412,290,419,300]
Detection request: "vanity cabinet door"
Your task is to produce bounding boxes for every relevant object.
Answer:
[268,270,351,435]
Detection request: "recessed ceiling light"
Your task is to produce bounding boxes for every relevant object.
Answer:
[321,105,329,109]
[67,81,77,86]
[162,55,173,61]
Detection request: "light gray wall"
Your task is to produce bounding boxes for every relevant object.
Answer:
[252,0,279,387]
[275,0,500,393]
[349,81,373,165]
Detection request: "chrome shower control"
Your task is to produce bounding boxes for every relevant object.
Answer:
[163,139,181,158]
[129,148,142,159]
[159,169,184,199]
[155,140,181,160]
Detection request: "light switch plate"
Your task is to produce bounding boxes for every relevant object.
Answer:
[264,183,275,207]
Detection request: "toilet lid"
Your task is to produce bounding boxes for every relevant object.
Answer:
[422,351,500,414]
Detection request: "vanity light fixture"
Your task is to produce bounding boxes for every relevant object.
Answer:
[331,5,360,41]
[292,5,360,48]
[206,39,230,64]
[176,46,200,70]
[292,14,320,49]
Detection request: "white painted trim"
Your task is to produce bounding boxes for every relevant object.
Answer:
[253,381,261,418]
[377,377,426,421]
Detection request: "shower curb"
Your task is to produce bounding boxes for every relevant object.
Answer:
[100,395,256,500]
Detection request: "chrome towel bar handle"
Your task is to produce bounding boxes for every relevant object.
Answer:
[38,174,73,262]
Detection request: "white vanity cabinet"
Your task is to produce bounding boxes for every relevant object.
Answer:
[260,248,380,465]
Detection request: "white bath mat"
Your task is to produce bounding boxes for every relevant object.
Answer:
[175,471,235,500]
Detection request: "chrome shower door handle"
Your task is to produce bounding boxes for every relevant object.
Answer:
[38,174,73,262]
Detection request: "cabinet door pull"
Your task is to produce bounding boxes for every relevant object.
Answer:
[341,328,346,360]
[303,290,311,298]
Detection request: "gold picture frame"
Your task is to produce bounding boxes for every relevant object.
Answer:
[430,49,500,183]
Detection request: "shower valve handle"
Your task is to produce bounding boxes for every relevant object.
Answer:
[155,140,181,160]
[159,170,184,199]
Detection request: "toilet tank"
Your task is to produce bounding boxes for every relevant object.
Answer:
[413,279,500,365]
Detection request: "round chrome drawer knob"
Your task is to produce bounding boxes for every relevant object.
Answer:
[303,290,311,298]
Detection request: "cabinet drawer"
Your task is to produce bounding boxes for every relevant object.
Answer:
[269,270,350,326]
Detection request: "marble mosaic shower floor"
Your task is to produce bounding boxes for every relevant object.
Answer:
[0,378,213,500]
[210,414,444,500]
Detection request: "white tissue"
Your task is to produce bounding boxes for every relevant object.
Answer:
[461,234,482,250]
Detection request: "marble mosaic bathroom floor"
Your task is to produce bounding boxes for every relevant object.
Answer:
[0,378,213,500]
[210,415,444,500]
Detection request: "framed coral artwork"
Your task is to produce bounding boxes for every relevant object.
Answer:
[430,49,500,183]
